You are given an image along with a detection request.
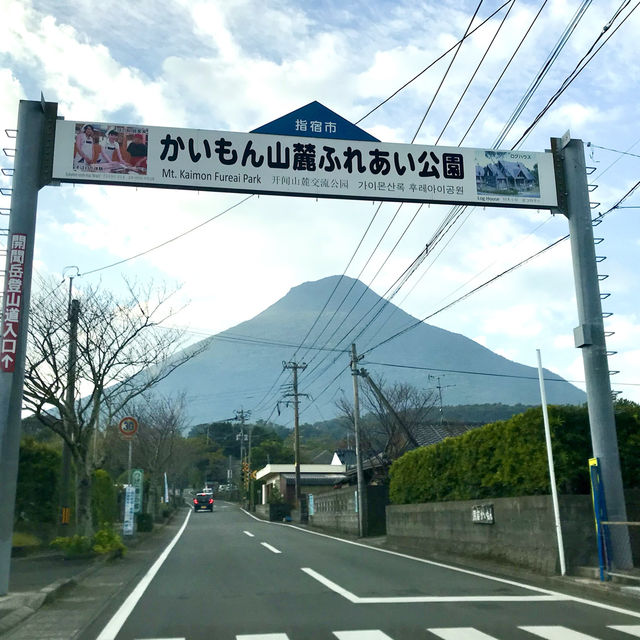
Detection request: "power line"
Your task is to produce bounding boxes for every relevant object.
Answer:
[298,1,491,375]
[277,3,565,407]
[363,234,569,355]
[513,1,638,148]
[294,201,385,363]
[457,0,551,146]
[411,0,486,143]
[168,327,347,353]
[363,359,584,384]
[283,4,522,386]
[257,2,632,416]
[434,0,517,145]
[79,194,254,277]
[354,0,513,125]
[594,179,640,220]
[348,0,593,353]
[301,203,421,373]
[587,143,640,160]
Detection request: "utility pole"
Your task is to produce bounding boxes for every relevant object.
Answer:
[350,344,367,537]
[235,408,251,505]
[235,410,249,470]
[283,361,307,506]
[59,267,79,533]
[429,374,444,425]
[59,295,79,532]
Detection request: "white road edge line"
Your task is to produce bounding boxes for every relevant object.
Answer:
[96,509,192,640]
[301,568,567,604]
[240,507,640,618]
[261,542,282,554]
[244,530,255,537]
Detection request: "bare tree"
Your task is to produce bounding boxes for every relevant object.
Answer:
[337,377,437,482]
[121,394,187,519]
[23,277,211,536]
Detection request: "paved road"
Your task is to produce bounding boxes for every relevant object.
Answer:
[71,502,640,640]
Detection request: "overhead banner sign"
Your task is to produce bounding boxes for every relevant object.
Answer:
[51,119,558,209]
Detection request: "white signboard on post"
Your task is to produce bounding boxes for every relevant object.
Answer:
[123,485,135,536]
[51,120,558,209]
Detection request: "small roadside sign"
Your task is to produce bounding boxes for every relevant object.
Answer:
[119,416,138,438]
[131,469,144,513]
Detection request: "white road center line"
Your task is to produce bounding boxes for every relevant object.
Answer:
[428,629,499,639]
[261,542,282,554]
[244,530,255,537]
[333,632,394,639]
[519,626,602,639]
[301,568,567,604]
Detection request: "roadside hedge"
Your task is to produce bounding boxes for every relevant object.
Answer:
[389,402,640,504]
[92,469,118,527]
[15,437,60,529]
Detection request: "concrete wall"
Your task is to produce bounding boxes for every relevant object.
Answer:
[309,487,359,535]
[386,494,598,574]
[255,503,290,522]
[308,486,388,536]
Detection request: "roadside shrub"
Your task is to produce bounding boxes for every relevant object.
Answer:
[136,512,154,532]
[50,534,93,556]
[15,438,60,530]
[51,525,126,558]
[92,469,118,527]
[267,485,285,505]
[12,531,42,552]
[389,403,640,504]
[92,525,126,557]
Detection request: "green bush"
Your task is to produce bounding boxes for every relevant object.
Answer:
[50,534,93,556]
[12,532,42,550]
[92,469,118,527]
[51,525,126,558]
[136,512,154,532]
[92,525,126,557]
[15,438,61,528]
[267,485,285,505]
[389,403,640,505]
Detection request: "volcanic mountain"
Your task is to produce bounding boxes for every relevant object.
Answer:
[152,275,586,426]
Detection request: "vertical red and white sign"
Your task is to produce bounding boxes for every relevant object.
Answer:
[1,233,27,372]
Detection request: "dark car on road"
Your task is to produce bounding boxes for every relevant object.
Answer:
[193,492,214,512]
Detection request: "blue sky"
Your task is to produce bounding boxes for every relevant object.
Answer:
[1,0,639,417]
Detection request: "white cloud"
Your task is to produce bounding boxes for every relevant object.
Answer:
[2,0,639,417]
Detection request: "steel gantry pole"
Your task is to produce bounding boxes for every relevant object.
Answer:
[0,100,57,595]
[554,135,633,569]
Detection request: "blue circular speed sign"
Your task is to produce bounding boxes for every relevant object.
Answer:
[119,416,138,437]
